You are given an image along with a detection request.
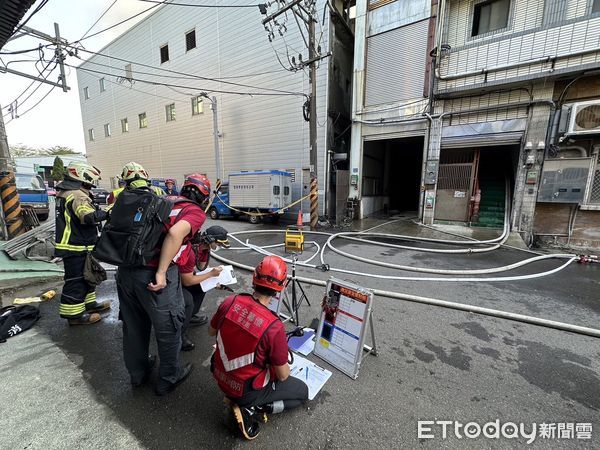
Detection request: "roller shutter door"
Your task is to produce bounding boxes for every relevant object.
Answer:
[441,132,523,149]
[365,20,428,107]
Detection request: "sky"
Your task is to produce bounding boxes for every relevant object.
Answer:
[1,0,157,154]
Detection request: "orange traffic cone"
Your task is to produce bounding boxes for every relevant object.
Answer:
[296,210,303,229]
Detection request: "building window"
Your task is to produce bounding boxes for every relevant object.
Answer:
[544,0,567,25]
[125,63,133,80]
[160,44,169,64]
[99,78,106,92]
[185,29,196,52]
[104,123,111,137]
[593,0,600,13]
[88,128,95,141]
[166,103,176,122]
[472,0,510,36]
[139,112,148,129]
[192,96,204,115]
[121,118,129,133]
[83,87,90,100]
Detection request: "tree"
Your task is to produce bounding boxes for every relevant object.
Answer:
[47,145,82,156]
[51,156,65,182]
[8,144,82,157]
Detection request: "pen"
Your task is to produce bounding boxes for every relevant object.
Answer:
[305,367,309,380]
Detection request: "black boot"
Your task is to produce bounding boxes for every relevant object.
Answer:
[181,334,195,351]
[231,404,261,440]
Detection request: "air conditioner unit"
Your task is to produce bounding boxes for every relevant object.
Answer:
[564,100,600,136]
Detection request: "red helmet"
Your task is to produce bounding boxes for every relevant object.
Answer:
[165,178,175,185]
[253,256,287,293]
[182,173,210,196]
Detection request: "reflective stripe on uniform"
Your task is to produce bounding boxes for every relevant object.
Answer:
[217,331,255,372]
[60,194,75,246]
[59,302,86,317]
[84,292,97,304]
[55,243,94,252]
[75,203,95,219]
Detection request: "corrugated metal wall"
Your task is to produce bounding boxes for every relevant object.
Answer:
[364,19,428,106]
[77,0,329,206]
[438,0,600,91]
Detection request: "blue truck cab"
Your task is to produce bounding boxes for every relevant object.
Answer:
[15,173,50,221]
[209,182,232,219]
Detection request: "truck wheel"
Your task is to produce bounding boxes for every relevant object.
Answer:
[208,207,219,220]
[249,214,261,224]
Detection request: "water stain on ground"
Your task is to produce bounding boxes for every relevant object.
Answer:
[413,349,435,363]
[423,342,472,371]
[471,345,501,361]
[451,321,495,342]
[503,337,600,411]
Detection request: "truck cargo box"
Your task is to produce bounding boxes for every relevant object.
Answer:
[229,170,292,211]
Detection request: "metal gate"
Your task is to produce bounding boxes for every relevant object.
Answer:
[435,150,476,221]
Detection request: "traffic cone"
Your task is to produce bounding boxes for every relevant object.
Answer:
[296,210,303,228]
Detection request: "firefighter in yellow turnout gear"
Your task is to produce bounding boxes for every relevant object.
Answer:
[107,162,165,208]
[55,161,111,325]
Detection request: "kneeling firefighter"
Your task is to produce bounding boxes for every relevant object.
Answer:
[55,161,111,325]
[209,255,309,440]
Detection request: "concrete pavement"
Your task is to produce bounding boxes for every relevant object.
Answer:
[0,216,599,448]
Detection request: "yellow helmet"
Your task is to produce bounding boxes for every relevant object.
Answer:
[66,161,101,186]
[121,161,149,181]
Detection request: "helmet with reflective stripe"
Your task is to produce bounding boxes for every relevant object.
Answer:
[66,161,101,186]
[253,255,287,292]
[181,173,211,204]
[121,161,149,181]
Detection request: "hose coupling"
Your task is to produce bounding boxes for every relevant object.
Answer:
[577,255,599,264]
[316,264,330,272]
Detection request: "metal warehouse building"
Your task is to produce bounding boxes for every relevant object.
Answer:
[76,0,354,220]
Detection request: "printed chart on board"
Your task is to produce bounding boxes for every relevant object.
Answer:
[314,278,374,378]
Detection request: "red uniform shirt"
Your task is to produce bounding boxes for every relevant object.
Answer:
[211,295,288,368]
[148,202,206,267]
[175,245,210,274]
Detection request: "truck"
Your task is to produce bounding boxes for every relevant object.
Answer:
[15,173,50,221]
[208,170,292,224]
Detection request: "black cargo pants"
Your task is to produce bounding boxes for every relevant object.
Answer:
[116,265,185,388]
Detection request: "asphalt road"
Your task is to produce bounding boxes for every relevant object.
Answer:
[25,217,600,448]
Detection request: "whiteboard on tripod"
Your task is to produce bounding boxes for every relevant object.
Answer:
[313,277,374,379]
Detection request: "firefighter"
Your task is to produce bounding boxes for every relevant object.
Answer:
[107,162,165,205]
[164,178,178,196]
[55,161,111,325]
[117,172,210,396]
[209,255,309,440]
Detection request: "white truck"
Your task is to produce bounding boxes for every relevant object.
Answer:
[209,170,293,224]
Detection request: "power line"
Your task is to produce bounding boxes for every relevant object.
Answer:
[71,47,305,96]
[5,84,57,125]
[9,0,51,38]
[79,0,120,42]
[71,63,305,97]
[72,3,161,44]
[138,0,262,8]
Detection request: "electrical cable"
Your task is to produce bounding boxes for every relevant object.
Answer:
[72,3,161,44]
[9,0,50,39]
[78,0,120,43]
[71,53,304,96]
[5,84,57,125]
[70,62,306,97]
[139,0,262,7]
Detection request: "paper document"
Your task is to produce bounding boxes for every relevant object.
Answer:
[196,265,237,292]
[288,328,316,356]
[289,354,332,400]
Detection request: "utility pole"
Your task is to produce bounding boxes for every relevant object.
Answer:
[261,0,330,230]
[0,23,70,239]
[200,93,222,184]
[0,105,23,239]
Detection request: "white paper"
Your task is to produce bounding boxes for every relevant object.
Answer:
[289,354,332,400]
[196,265,237,292]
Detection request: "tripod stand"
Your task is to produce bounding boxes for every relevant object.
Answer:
[280,253,310,325]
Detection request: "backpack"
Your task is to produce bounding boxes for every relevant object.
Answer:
[93,187,174,267]
[0,305,41,343]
